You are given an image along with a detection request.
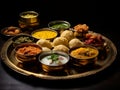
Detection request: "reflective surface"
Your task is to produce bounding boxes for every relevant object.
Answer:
[0,34,117,80]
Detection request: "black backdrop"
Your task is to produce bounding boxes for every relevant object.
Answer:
[0,1,120,90]
[0,0,118,30]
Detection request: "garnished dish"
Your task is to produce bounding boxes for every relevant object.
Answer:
[0,22,117,80]
[39,51,69,72]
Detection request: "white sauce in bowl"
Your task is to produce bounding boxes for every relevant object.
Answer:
[40,55,69,66]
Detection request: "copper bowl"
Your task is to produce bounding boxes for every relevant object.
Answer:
[38,51,70,72]
[19,11,39,23]
[70,45,99,66]
[18,11,39,29]
[0,26,22,38]
[14,43,42,63]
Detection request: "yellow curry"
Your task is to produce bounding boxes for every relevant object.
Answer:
[70,46,99,59]
[32,29,57,39]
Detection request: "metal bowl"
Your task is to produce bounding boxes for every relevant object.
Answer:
[48,20,71,34]
[0,26,22,38]
[31,28,58,41]
[12,34,37,47]
[14,43,42,63]
[19,11,39,23]
[70,45,99,66]
[18,11,39,29]
[38,50,70,72]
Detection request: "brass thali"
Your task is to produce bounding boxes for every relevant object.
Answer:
[0,33,117,80]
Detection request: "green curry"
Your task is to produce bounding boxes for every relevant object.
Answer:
[51,23,69,30]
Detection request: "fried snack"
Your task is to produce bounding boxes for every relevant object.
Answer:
[53,45,69,54]
[73,24,89,33]
[42,47,51,52]
[52,37,69,47]
[60,30,74,41]
[69,38,84,49]
[36,39,53,49]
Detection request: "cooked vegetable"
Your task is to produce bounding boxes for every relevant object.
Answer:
[84,32,105,47]
[73,24,89,32]
[16,45,42,56]
[70,46,99,59]
[3,26,21,35]
[14,36,34,44]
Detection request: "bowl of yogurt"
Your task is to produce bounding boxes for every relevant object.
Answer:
[38,50,70,72]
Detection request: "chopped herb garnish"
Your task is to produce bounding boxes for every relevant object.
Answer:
[48,53,59,61]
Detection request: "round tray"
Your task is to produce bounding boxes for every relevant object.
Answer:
[0,34,117,80]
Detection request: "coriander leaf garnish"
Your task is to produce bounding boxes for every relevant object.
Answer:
[48,53,59,61]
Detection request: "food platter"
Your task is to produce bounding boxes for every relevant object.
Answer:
[0,32,117,80]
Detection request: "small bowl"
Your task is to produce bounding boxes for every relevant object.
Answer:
[48,20,71,32]
[19,11,39,23]
[31,28,58,40]
[15,43,42,63]
[18,11,40,29]
[0,26,22,38]
[38,50,70,72]
[70,45,99,66]
[12,34,37,47]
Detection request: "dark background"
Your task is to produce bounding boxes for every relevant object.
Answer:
[0,0,118,29]
[0,0,120,90]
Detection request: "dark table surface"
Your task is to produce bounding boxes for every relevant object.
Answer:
[0,1,120,90]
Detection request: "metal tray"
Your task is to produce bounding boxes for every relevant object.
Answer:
[0,34,117,80]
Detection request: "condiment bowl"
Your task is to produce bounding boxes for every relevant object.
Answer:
[70,45,99,66]
[18,11,39,29]
[48,20,71,34]
[14,43,42,63]
[31,28,58,41]
[12,34,36,47]
[48,20,71,30]
[38,50,70,72]
[0,26,22,38]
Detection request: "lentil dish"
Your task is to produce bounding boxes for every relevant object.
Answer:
[31,29,57,39]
